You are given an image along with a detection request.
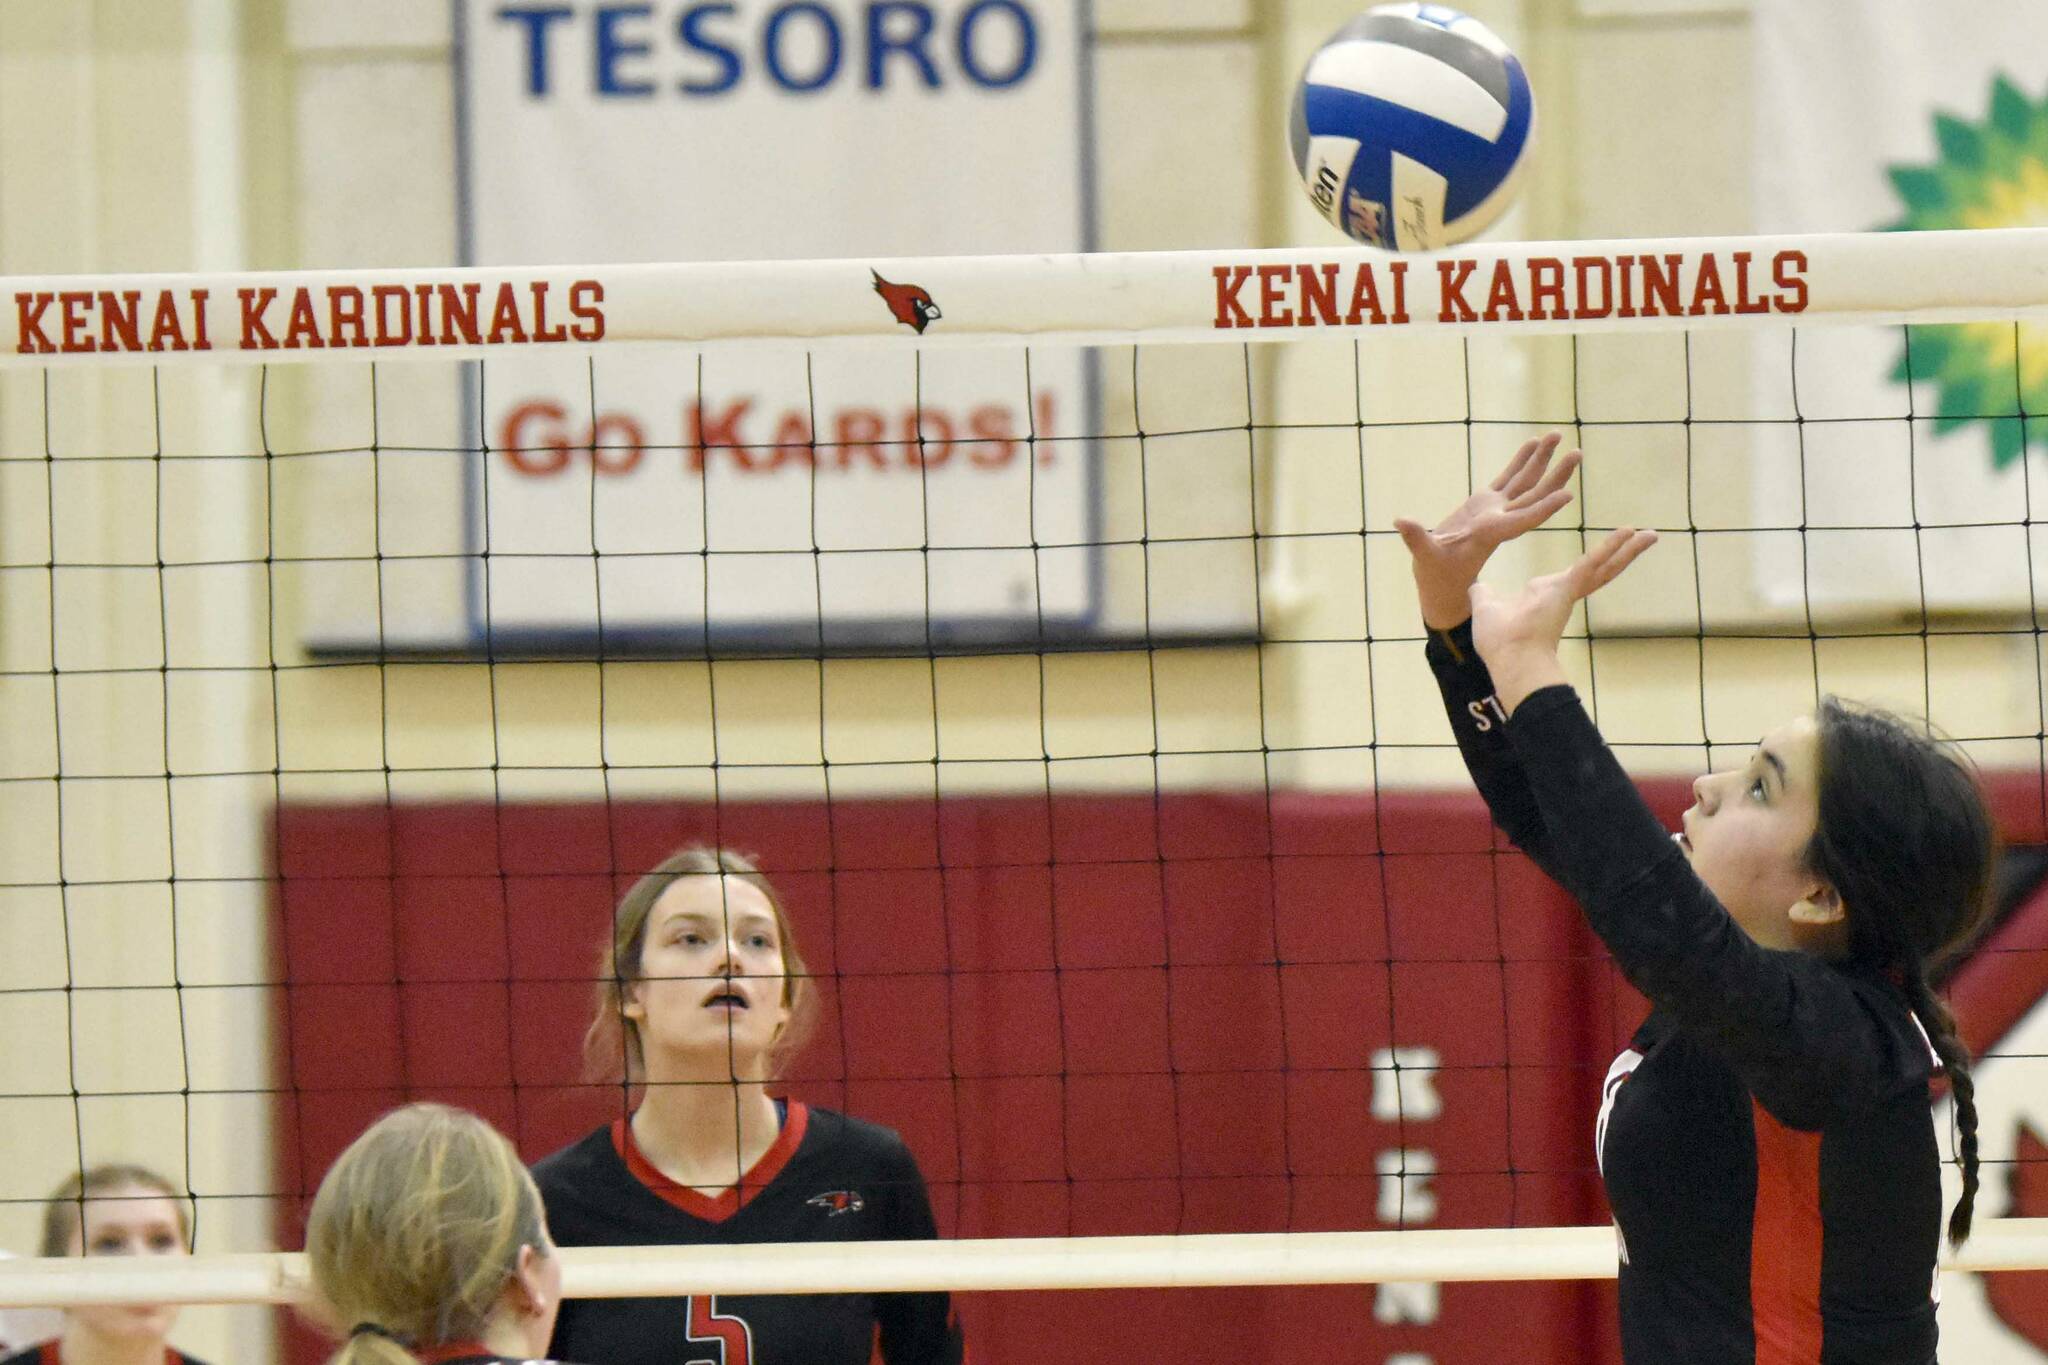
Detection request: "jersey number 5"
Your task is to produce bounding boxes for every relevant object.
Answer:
[684,1295,754,1365]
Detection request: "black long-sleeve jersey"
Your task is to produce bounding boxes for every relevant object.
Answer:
[1427,621,1945,1365]
[533,1102,965,1365]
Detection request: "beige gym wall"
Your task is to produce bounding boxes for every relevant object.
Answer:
[2,6,2035,1365]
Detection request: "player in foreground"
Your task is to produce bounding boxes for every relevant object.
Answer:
[2,1167,206,1365]
[306,1103,562,1365]
[534,846,964,1365]
[1396,434,1991,1364]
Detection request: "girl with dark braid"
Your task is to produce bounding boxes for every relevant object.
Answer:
[1396,433,1992,1364]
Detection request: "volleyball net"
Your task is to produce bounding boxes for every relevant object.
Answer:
[3,227,2048,1362]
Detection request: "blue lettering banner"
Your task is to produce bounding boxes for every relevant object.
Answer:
[455,0,1097,650]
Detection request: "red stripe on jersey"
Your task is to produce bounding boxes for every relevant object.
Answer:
[612,1101,811,1223]
[414,1341,493,1363]
[1749,1100,1824,1364]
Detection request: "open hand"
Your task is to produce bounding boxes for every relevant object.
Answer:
[1469,526,1659,710]
[1393,433,1582,631]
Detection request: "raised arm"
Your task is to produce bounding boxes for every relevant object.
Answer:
[1393,433,1582,637]
[1397,434,1582,876]
[1425,619,1567,880]
[1468,529,1922,1127]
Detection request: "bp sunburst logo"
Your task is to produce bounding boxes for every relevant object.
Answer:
[1884,75,2048,468]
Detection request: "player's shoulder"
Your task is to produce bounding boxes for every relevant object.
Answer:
[1765,957,1939,1113]
[530,1122,625,1193]
[1808,956,1922,1039]
[1835,964,1939,1078]
[797,1104,919,1172]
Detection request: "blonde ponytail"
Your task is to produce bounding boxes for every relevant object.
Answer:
[331,1328,422,1365]
[307,1104,550,1364]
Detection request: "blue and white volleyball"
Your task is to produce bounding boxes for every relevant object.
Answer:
[1290,4,1534,251]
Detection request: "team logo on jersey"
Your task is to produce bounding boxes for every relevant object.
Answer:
[1933,863,2048,1357]
[872,271,941,334]
[807,1189,865,1216]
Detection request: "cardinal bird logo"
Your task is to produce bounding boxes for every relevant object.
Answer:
[872,271,941,334]
[806,1190,865,1216]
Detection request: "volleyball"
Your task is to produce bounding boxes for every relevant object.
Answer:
[1289,3,1535,251]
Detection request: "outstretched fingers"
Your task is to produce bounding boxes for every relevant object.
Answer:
[1495,487,1575,538]
[1568,527,1659,598]
[1495,431,1579,498]
[1490,433,1552,494]
[1507,445,1581,511]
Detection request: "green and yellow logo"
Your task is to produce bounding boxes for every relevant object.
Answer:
[1885,75,2048,468]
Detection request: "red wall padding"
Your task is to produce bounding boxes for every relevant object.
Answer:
[270,787,1659,1365]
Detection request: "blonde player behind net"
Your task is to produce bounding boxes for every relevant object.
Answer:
[305,1103,563,1365]
[1395,434,1992,1364]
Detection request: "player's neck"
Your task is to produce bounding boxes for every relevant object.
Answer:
[56,1322,170,1365]
[476,1305,542,1363]
[630,1082,782,1194]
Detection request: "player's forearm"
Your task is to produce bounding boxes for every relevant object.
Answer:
[1415,579,1476,633]
[1479,643,1570,715]
[1426,622,1565,876]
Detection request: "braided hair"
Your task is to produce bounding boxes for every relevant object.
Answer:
[1803,698,1995,1247]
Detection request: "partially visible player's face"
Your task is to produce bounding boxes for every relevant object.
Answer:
[628,875,792,1077]
[1677,714,1828,950]
[63,1184,187,1344]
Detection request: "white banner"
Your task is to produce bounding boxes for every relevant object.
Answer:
[457,0,1094,649]
[1754,1,2048,619]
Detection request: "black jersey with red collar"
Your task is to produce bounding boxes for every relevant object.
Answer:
[1427,622,1944,1365]
[533,1102,964,1365]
